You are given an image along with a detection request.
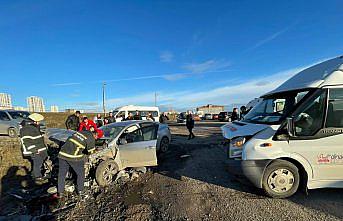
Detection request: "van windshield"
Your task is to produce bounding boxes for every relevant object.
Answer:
[243,90,310,124]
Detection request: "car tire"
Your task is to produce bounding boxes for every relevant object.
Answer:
[8,127,17,138]
[262,160,300,199]
[159,137,169,153]
[95,160,119,187]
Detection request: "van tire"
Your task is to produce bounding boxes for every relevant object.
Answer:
[262,160,299,199]
[95,160,119,187]
[8,128,17,138]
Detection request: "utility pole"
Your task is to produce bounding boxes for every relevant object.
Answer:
[154,92,158,107]
[102,82,106,116]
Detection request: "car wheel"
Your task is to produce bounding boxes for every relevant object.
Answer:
[8,128,17,138]
[262,160,300,199]
[159,137,169,153]
[95,160,119,187]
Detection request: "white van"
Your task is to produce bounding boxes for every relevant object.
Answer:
[112,105,160,122]
[222,56,343,198]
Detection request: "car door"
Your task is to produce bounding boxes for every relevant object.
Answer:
[119,124,158,167]
[0,111,11,134]
[289,88,343,180]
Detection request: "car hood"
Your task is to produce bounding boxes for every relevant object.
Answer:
[221,121,271,140]
[46,128,74,142]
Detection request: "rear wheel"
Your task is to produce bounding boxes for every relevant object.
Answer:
[8,128,17,138]
[95,160,119,187]
[159,137,169,153]
[262,160,299,198]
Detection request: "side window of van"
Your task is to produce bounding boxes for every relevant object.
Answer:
[326,88,343,128]
[294,90,326,136]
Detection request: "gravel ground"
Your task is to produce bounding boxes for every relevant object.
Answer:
[2,122,343,220]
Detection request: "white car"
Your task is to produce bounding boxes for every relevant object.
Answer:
[47,120,171,187]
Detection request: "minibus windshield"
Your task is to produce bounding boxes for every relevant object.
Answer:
[243,90,310,124]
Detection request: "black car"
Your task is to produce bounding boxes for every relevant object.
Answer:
[218,111,231,122]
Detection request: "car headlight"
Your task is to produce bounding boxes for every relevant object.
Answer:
[231,137,246,148]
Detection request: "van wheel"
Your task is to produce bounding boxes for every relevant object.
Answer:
[262,160,299,198]
[8,128,17,138]
[95,160,119,187]
[159,137,169,153]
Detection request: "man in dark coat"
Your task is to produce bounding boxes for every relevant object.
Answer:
[105,112,116,124]
[133,111,142,120]
[65,111,81,131]
[159,112,169,124]
[231,108,239,121]
[186,111,195,140]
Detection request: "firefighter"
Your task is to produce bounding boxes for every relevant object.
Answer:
[57,129,98,197]
[19,113,48,182]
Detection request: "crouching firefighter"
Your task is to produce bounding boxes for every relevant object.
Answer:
[57,130,98,197]
[19,113,48,182]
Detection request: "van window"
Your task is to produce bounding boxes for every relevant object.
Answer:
[326,88,343,128]
[294,90,326,136]
[0,112,10,121]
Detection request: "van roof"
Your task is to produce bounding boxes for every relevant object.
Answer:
[263,56,343,97]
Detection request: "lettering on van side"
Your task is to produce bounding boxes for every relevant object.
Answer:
[317,153,343,164]
[321,129,343,134]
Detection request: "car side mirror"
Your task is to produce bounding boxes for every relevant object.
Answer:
[286,117,295,137]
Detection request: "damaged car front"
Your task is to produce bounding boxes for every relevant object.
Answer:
[47,121,164,187]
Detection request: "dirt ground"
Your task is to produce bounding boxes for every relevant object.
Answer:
[1,122,343,220]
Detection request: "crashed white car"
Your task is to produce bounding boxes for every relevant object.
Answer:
[47,120,171,187]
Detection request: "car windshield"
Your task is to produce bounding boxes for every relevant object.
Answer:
[8,111,30,119]
[101,125,125,139]
[243,90,309,124]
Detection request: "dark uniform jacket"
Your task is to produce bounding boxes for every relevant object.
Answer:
[65,114,80,131]
[58,130,96,161]
[105,116,115,124]
[186,115,195,129]
[20,124,47,156]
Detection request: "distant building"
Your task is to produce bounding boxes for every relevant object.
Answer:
[196,104,224,114]
[14,106,28,111]
[0,93,12,110]
[27,96,45,112]
[50,105,59,112]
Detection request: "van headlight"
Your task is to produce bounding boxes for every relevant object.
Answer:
[231,137,246,148]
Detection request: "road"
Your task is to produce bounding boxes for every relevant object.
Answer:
[56,121,343,220]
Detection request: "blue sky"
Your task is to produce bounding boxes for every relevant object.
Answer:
[1,0,343,111]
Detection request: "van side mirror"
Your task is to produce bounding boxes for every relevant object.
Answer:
[286,117,295,137]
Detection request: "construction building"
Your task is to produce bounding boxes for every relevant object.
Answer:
[0,93,12,110]
[27,96,45,112]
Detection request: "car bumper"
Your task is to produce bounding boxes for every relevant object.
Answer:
[227,159,272,188]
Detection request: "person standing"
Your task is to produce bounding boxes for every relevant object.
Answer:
[125,112,134,121]
[146,112,155,121]
[186,111,195,140]
[231,108,239,121]
[133,111,142,120]
[240,106,247,120]
[57,130,98,197]
[159,112,169,124]
[79,116,97,131]
[65,111,81,131]
[93,113,104,128]
[105,112,115,124]
[19,113,48,181]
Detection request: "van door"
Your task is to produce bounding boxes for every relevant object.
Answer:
[289,88,343,180]
[119,124,158,167]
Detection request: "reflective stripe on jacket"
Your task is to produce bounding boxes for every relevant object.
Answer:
[58,130,96,161]
[20,124,47,156]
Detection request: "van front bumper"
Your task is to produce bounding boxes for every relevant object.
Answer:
[227,159,272,188]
